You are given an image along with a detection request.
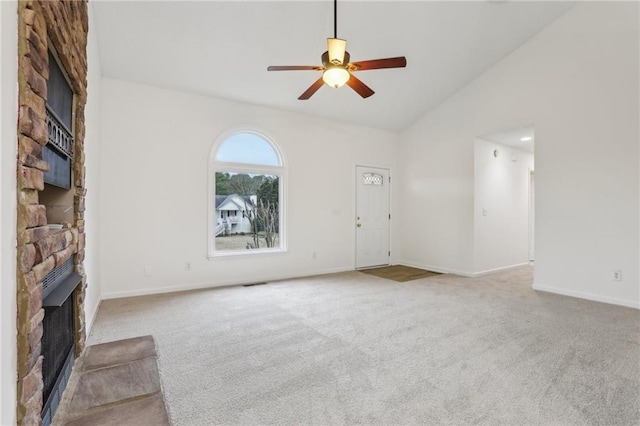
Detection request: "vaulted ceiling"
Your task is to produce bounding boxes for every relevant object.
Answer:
[92,1,575,132]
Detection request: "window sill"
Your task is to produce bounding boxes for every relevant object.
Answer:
[207,248,288,260]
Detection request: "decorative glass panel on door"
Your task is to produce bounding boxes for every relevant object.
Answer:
[362,173,383,186]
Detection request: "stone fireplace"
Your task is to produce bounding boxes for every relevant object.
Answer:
[15,1,89,425]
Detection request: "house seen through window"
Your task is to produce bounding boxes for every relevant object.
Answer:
[210,132,284,256]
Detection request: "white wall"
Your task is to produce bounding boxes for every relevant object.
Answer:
[1,1,18,425]
[396,105,476,276]
[98,78,398,298]
[473,140,534,274]
[398,2,639,307]
[84,3,102,330]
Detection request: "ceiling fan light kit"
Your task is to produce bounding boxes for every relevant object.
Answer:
[267,0,407,100]
[323,66,350,88]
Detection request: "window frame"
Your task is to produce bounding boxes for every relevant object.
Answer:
[207,129,287,259]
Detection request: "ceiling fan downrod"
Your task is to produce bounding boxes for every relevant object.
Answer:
[334,0,338,39]
[327,0,347,67]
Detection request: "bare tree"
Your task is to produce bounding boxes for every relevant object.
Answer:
[255,200,278,248]
[243,199,278,249]
[243,200,260,248]
[229,174,264,196]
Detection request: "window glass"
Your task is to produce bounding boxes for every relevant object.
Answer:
[210,132,284,257]
[215,133,279,166]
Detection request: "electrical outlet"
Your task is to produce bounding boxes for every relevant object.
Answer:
[612,270,622,281]
[144,266,152,277]
[482,208,488,216]
[185,261,192,271]
[312,252,317,259]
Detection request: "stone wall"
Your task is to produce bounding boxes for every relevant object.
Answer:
[15,1,88,424]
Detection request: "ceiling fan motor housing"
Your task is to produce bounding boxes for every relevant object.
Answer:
[322,51,350,67]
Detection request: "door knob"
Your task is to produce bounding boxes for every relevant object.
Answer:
[357,223,362,227]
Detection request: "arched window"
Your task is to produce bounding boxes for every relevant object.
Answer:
[208,130,285,257]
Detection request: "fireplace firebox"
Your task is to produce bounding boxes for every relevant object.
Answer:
[41,298,75,426]
[40,256,82,426]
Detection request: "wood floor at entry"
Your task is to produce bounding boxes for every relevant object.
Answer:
[360,265,442,282]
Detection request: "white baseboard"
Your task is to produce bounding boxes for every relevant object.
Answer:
[471,262,531,277]
[86,299,102,333]
[101,265,354,300]
[532,283,640,309]
[395,260,475,277]
[396,260,530,278]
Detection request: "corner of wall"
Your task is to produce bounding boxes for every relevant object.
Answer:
[1,1,19,424]
[83,0,103,335]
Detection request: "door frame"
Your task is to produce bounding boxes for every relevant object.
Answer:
[529,169,535,262]
[354,163,392,269]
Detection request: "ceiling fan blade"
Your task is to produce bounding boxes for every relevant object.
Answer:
[267,65,324,71]
[346,74,374,98]
[350,57,407,71]
[298,77,325,100]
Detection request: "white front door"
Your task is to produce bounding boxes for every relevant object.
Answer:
[356,166,390,269]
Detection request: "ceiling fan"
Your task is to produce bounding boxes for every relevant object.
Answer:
[267,0,407,100]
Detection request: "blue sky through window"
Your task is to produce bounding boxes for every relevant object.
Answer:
[216,133,279,166]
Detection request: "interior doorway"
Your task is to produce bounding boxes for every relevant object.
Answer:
[474,125,535,272]
[355,166,390,269]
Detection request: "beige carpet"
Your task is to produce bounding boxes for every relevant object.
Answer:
[77,266,638,425]
[360,265,441,282]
